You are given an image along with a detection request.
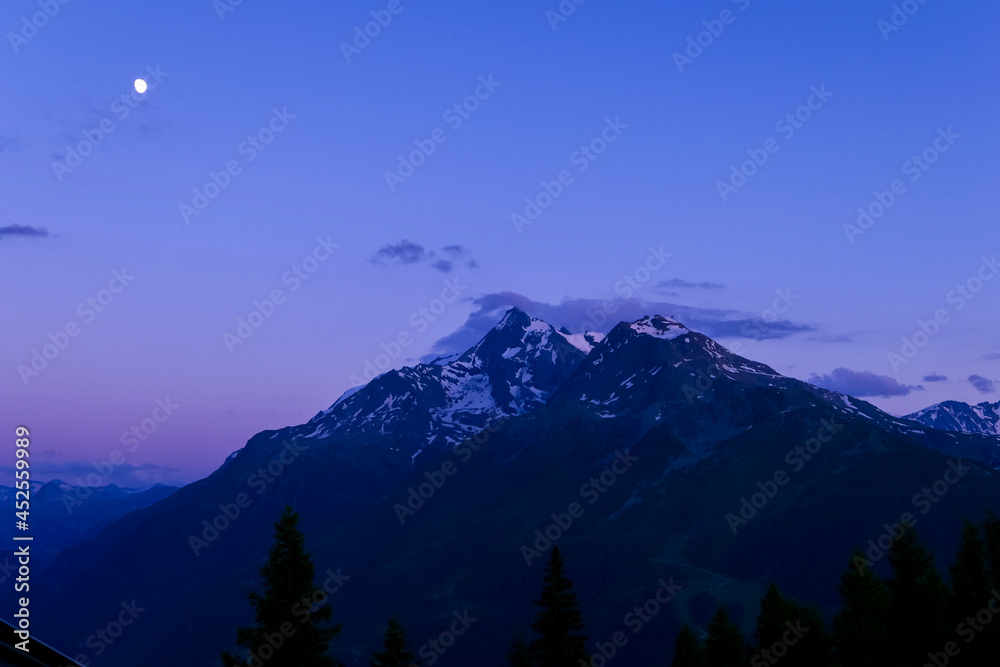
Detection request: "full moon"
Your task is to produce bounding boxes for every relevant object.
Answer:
[134,78,147,94]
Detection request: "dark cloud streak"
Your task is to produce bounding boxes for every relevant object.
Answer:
[808,367,922,397]
[969,374,996,394]
[0,224,50,240]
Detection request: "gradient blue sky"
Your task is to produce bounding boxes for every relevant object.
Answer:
[2,0,998,486]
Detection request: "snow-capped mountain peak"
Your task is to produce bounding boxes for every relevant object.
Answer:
[628,314,689,340]
[284,308,597,455]
[906,400,1000,436]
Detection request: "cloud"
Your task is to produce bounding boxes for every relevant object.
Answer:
[922,373,948,382]
[968,374,996,395]
[372,240,478,272]
[423,291,816,359]
[803,333,854,343]
[0,224,49,240]
[807,368,923,398]
[371,239,433,266]
[657,278,725,290]
[983,353,1000,361]
[443,244,471,257]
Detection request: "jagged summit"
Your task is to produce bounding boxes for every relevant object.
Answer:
[906,399,1000,436]
[238,309,960,466]
[292,308,601,453]
[628,314,690,340]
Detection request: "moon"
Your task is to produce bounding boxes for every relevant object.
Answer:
[134,79,148,94]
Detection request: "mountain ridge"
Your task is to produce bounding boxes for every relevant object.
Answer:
[31,308,1000,667]
[906,399,1000,437]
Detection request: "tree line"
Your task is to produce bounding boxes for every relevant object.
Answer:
[221,507,1000,666]
[672,513,1000,667]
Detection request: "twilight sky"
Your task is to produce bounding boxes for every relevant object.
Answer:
[2,0,998,486]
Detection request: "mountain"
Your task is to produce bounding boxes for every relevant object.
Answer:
[906,400,1000,437]
[0,480,176,573]
[33,309,1000,667]
[288,307,604,462]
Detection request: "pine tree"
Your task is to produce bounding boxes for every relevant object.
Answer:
[885,530,950,666]
[371,618,417,667]
[950,521,993,666]
[507,635,533,667]
[704,606,745,667]
[950,522,990,616]
[754,583,829,667]
[756,584,791,650]
[983,510,1000,659]
[831,552,889,667]
[222,507,342,667]
[527,547,589,667]
[671,626,704,667]
[983,511,1000,587]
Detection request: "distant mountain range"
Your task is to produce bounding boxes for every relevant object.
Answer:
[33,309,1000,667]
[0,480,176,573]
[906,400,1000,437]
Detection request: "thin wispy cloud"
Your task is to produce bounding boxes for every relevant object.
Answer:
[922,373,948,382]
[808,367,923,398]
[969,374,996,395]
[371,239,433,266]
[657,278,725,290]
[372,240,478,272]
[0,224,50,240]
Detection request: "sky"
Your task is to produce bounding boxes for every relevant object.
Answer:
[2,0,998,487]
